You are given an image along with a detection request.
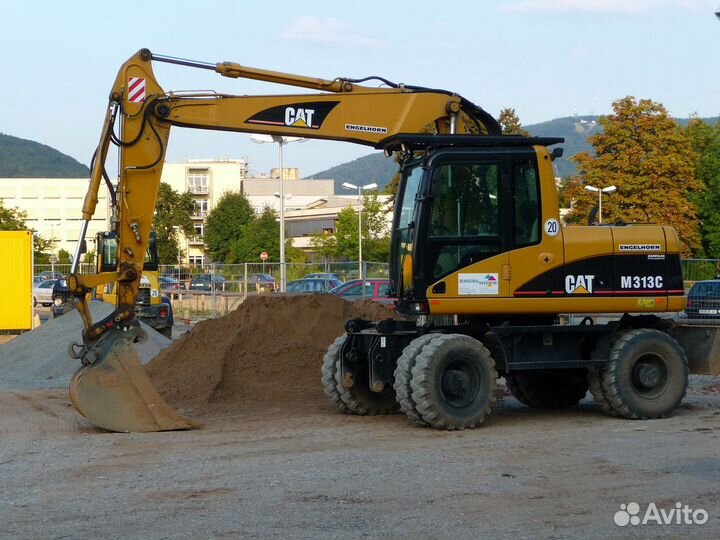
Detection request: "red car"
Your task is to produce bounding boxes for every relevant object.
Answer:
[329,278,396,307]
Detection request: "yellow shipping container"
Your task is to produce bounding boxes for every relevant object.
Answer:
[0,230,34,331]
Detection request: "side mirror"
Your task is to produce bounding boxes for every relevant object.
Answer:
[79,239,88,255]
[551,147,564,161]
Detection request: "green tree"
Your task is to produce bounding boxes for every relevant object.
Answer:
[688,120,720,257]
[565,96,702,256]
[154,182,195,264]
[57,248,71,264]
[231,206,280,263]
[0,200,26,230]
[498,108,530,136]
[312,192,390,262]
[204,190,254,263]
[33,236,54,264]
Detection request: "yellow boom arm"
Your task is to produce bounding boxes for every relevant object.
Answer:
[69,48,499,341]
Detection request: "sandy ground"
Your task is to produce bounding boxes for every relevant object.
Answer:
[1,296,719,538]
[0,380,718,540]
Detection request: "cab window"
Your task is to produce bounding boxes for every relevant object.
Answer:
[427,161,501,280]
[513,159,541,248]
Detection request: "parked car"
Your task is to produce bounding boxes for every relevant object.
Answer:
[329,278,396,307]
[33,276,45,285]
[245,273,278,293]
[51,278,73,318]
[302,273,343,290]
[685,280,720,318]
[159,276,186,294]
[33,279,57,306]
[286,278,336,294]
[189,273,228,292]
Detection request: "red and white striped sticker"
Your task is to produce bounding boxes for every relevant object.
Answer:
[128,77,146,103]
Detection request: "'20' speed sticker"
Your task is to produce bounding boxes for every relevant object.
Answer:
[544,218,560,237]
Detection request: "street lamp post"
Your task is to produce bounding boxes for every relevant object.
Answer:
[250,134,307,292]
[342,182,378,279]
[584,184,617,224]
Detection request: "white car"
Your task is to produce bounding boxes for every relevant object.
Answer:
[33,279,57,307]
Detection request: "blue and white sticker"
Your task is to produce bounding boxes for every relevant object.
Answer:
[544,218,560,237]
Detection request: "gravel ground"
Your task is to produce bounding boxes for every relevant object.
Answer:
[0,378,718,539]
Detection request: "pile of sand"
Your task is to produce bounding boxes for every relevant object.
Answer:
[146,295,399,413]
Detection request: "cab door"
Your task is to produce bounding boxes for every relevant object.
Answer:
[506,153,565,298]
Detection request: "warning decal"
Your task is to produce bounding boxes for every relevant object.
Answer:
[128,77,146,103]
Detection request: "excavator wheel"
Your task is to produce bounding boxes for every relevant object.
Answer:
[69,331,198,433]
[597,329,688,419]
[410,334,497,430]
[505,369,589,409]
[333,339,398,416]
[393,334,437,425]
[321,335,349,412]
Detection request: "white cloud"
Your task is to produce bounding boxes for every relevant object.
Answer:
[501,0,708,15]
[280,16,387,49]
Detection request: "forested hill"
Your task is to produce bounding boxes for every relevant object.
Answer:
[308,115,718,192]
[0,133,89,177]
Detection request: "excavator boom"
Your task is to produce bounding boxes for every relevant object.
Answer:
[67,49,500,432]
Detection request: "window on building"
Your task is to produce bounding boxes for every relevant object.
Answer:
[189,255,205,266]
[193,199,209,217]
[188,169,209,194]
[286,218,336,237]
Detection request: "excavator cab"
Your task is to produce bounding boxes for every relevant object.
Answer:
[386,135,563,317]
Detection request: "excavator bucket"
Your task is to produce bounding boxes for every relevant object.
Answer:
[69,338,198,433]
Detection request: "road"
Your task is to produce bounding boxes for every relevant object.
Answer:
[0,379,718,539]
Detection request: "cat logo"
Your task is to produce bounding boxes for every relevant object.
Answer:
[285,107,315,128]
[246,102,339,130]
[565,274,595,295]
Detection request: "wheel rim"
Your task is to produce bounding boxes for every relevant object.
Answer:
[631,353,669,398]
[438,356,482,409]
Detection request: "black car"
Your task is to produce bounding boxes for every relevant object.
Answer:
[685,280,720,318]
[51,278,73,318]
[189,273,228,291]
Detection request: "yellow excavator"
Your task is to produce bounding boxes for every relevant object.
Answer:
[66,49,716,433]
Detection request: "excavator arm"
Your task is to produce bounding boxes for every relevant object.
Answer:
[67,49,500,432]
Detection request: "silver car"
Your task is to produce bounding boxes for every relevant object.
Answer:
[33,279,57,307]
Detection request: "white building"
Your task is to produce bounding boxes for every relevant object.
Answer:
[0,178,109,257]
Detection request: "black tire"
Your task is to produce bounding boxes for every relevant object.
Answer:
[334,342,398,416]
[321,335,348,412]
[587,334,620,416]
[393,334,437,425]
[505,369,589,409]
[410,334,497,430]
[587,367,620,417]
[600,329,688,420]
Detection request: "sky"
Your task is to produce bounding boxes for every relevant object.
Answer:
[1,0,719,177]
